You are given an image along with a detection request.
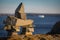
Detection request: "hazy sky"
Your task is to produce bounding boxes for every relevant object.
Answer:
[0,0,60,14]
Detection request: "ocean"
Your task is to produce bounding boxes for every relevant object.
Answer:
[0,13,60,37]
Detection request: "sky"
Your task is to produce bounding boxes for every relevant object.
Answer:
[0,0,60,14]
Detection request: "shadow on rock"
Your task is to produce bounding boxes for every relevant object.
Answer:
[47,21,60,35]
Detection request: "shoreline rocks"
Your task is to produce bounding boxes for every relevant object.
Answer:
[0,34,60,40]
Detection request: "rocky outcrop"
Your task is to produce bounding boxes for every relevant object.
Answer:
[0,34,60,40]
[47,21,60,34]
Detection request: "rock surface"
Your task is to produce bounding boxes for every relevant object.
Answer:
[47,21,60,34]
[0,34,60,40]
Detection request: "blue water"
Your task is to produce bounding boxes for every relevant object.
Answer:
[0,14,60,37]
